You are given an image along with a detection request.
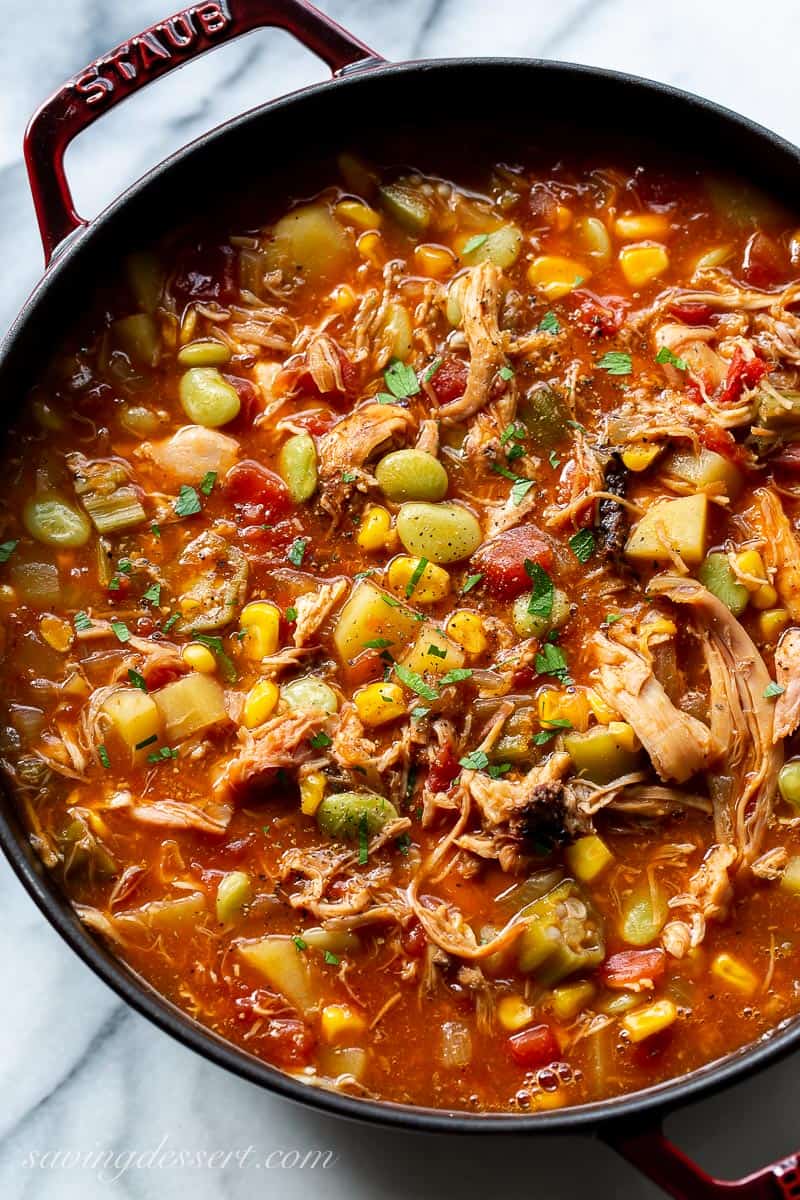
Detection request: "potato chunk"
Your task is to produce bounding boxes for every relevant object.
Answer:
[625,493,708,566]
[153,674,227,742]
[101,689,163,762]
[238,936,314,1012]
[401,622,465,676]
[333,579,418,662]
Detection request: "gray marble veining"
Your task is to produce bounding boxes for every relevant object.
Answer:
[2,2,800,1197]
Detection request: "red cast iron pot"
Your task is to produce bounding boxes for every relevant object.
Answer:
[3,3,800,1196]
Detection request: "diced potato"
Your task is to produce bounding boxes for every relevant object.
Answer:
[333,579,419,662]
[238,936,314,1012]
[318,1045,367,1081]
[10,562,60,608]
[383,302,413,361]
[564,726,642,784]
[663,448,742,498]
[321,1003,366,1042]
[565,835,614,883]
[264,203,350,284]
[101,689,163,762]
[116,892,206,934]
[497,994,534,1031]
[302,926,361,955]
[625,493,708,567]
[153,673,227,742]
[781,855,800,894]
[401,622,465,677]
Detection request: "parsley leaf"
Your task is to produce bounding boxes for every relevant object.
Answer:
[191,633,237,683]
[147,745,178,763]
[394,662,439,701]
[134,734,158,751]
[569,529,596,563]
[411,706,430,721]
[384,359,420,399]
[74,611,93,633]
[535,642,572,683]
[487,762,512,779]
[396,832,411,856]
[0,540,18,563]
[602,612,623,627]
[461,573,483,595]
[150,524,161,538]
[324,949,340,965]
[363,637,392,650]
[110,619,130,644]
[310,731,332,749]
[341,470,357,484]
[511,478,535,506]
[462,233,489,255]
[532,729,558,746]
[459,749,489,771]
[548,450,561,469]
[539,310,561,334]
[656,345,688,371]
[285,606,298,622]
[765,681,786,699]
[598,350,632,376]
[174,485,202,517]
[97,744,111,769]
[287,537,307,567]
[293,935,308,952]
[427,643,447,659]
[525,560,554,619]
[128,669,148,692]
[199,470,217,496]
[439,668,473,685]
[142,582,161,606]
[406,556,429,599]
[499,365,515,381]
[162,613,180,633]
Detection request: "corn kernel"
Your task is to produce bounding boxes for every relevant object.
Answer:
[240,601,280,661]
[734,550,768,591]
[621,443,663,472]
[537,688,591,733]
[619,243,670,287]
[357,505,393,552]
[752,583,778,610]
[759,608,790,642]
[414,243,456,278]
[335,199,382,229]
[497,994,534,1031]
[354,681,406,727]
[555,204,573,231]
[527,255,590,300]
[608,721,638,753]
[711,952,757,995]
[300,770,326,816]
[622,999,678,1043]
[614,213,670,240]
[182,643,217,674]
[320,1003,366,1042]
[551,980,596,1021]
[445,610,487,656]
[387,555,451,603]
[243,679,279,729]
[39,614,73,653]
[565,835,614,883]
[356,230,382,265]
[330,284,356,310]
[586,688,617,725]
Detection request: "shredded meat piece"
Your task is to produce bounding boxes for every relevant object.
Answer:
[749,488,800,620]
[213,709,330,802]
[774,628,800,741]
[292,578,349,647]
[415,419,439,456]
[662,843,737,958]
[306,334,344,393]
[317,401,414,517]
[117,795,233,835]
[437,264,505,424]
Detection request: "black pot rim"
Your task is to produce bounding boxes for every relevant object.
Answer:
[3,53,800,1136]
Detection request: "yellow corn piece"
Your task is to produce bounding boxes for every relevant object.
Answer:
[711,952,757,995]
[586,688,617,725]
[242,679,279,729]
[414,243,456,278]
[638,615,676,657]
[39,614,73,652]
[565,835,614,883]
[537,687,591,733]
[182,643,217,674]
[758,608,790,642]
[320,1003,366,1042]
[387,555,450,603]
[555,204,572,231]
[527,255,590,300]
[614,213,670,240]
[551,980,596,1021]
[356,230,382,265]
[622,999,678,1043]
[445,610,487,656]
[621,443,663,472]
[357,505,394,552]
[497,994,534,1031]
[240,600,280,661]
[354,681,406,727]
[608,721,639,753]
[335,199,382,229]
[300,770,326,816]
[0,585,16,607]
[330,284,356,310]
[733,550,767,591]
[619,243,670,287]
[752,583,778,610]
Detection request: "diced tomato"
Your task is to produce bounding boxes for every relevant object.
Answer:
[429,355,469,405]
[668,300,713,326]
[225,374,262,428]
[571,289,630,336]
[225,461,292,523]
[143,661,184,691]
[173,241,236,304]
[528,184,559,227]
[290,408,336,436]
[105,574,131,603]
[343,648,386,688]
[508,1024,560,1069]
[135,615,155,637]
[600,949,667,991]
[259,1016,315,1067]
[237,517,300,554]
[718,346,768,406]
[740,232,787,289]
[512,661,539,690]
[773,443,800,470]
[427,742,461,793]
[283,343,360,401]
[697,422,747,466]
[401,919,428,958]
[471,525,553,600]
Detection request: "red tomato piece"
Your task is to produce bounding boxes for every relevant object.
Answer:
[668,300,713,326]
[600,949,667,990]
[429,355,469,404]
[284,344,359,401]
[571,290,630,336]
[740,232,787,289]
[225,461,292,522]
[401,919,428,958]
[718,346,768,406]
[697,422,747,466]
[471,525,553,600]
[508,1024,560,1069]
[343,648,386,688]
[290,408,337,436]
[427,742,461,793]
[773,444,800,470]
[260,1017,316,1067]
[173,241,236,304]
[224,374,262,428]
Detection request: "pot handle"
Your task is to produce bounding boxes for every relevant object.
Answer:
[605,1121,800,1199]
[23,0,382,265]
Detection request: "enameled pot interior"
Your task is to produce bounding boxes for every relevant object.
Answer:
[2,58,800,1133]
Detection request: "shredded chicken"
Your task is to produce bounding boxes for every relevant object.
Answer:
[774,627,800,741]
[213,709,331,802]
[437,264,505,424]
[317,401,414,517]
[292,578,349,647]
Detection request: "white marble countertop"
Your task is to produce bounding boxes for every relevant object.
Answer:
[2,2,800,1197]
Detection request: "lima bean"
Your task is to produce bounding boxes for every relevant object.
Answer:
[279,432,318,503]
[317,791,399,841]
[396,501,482,564]
[179,367,240,428]
[375,449,448,503]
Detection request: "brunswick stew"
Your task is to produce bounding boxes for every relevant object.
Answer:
[5,152,800,1112]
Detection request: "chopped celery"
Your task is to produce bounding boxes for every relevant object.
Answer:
[697,553,749,616]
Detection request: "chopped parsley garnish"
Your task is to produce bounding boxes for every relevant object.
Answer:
[765,681,786,699]
[440,668,473,685]
[411,706,430,721]
[491,462,518,482]
[500,421,526,446]
[548,450,561,469]
[162,613,180,633]
[539,310,561,334]
[358,814,369,865]
[190,633,237,683]
[324,949,340,965]
[147,746,178,763]
[310,731,332,749]
[134,734,158,751]
[292,936,308,952]
[406,556,429,599]
[287,537,307,567]
[117,558,133,574]
[569,528,596,563]
[427,643,447,659]
[487,762,512,779]
[0,540,17,563]
[525,560,554,620]
[602,612,623,627]
[396,832,412,856]
[499,364,515,381]
[363,637,392,650]
[74,611,93,632]
[150,524,161,538]
[110,620,130,644]
[541,717,573,731]
[532,729,558,746]
[97,744,111,769]
[459,749,489,771]
[384,359,420,399]
[534,642,572,683]
[462,233,489,255]
[341,470,357,484]
[174,485,202,517]
[142,582,161,606]
[128,669,148,691]
[512,478,535,505]
[461,572,483,595]
[423,358,442,383]
[376,392,397,404]
[199,470,217,496]
[394,662,439,701]
[598,350,633,376]
[656,345,688,371]
[285,606,298,622]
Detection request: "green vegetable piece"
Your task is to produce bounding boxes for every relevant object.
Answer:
[697,553,749,616]
[620,880,669,946]
[517,879,605,984]
[518,384,570,449]
[779,759,800,809]
[216,870,252,923]
[264,203,351,284]
[24,494,91,548]
[461,224,522,269]
[396,501,482,564]
[280,676,339,714]
[278,432,318,503]
[513,586,571,638]
[177,339,232,368]
[317,791,399,841]
[179,367,240,428]
[111,313,161,368]
[378,184,432,235]
[125,250,163,314]
[375,449,448,503]
[564,726,642,784]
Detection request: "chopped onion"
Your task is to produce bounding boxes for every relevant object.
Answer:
[439,1021,472,1068]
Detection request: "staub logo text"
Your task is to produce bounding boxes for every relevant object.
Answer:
[73,3,230,105]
